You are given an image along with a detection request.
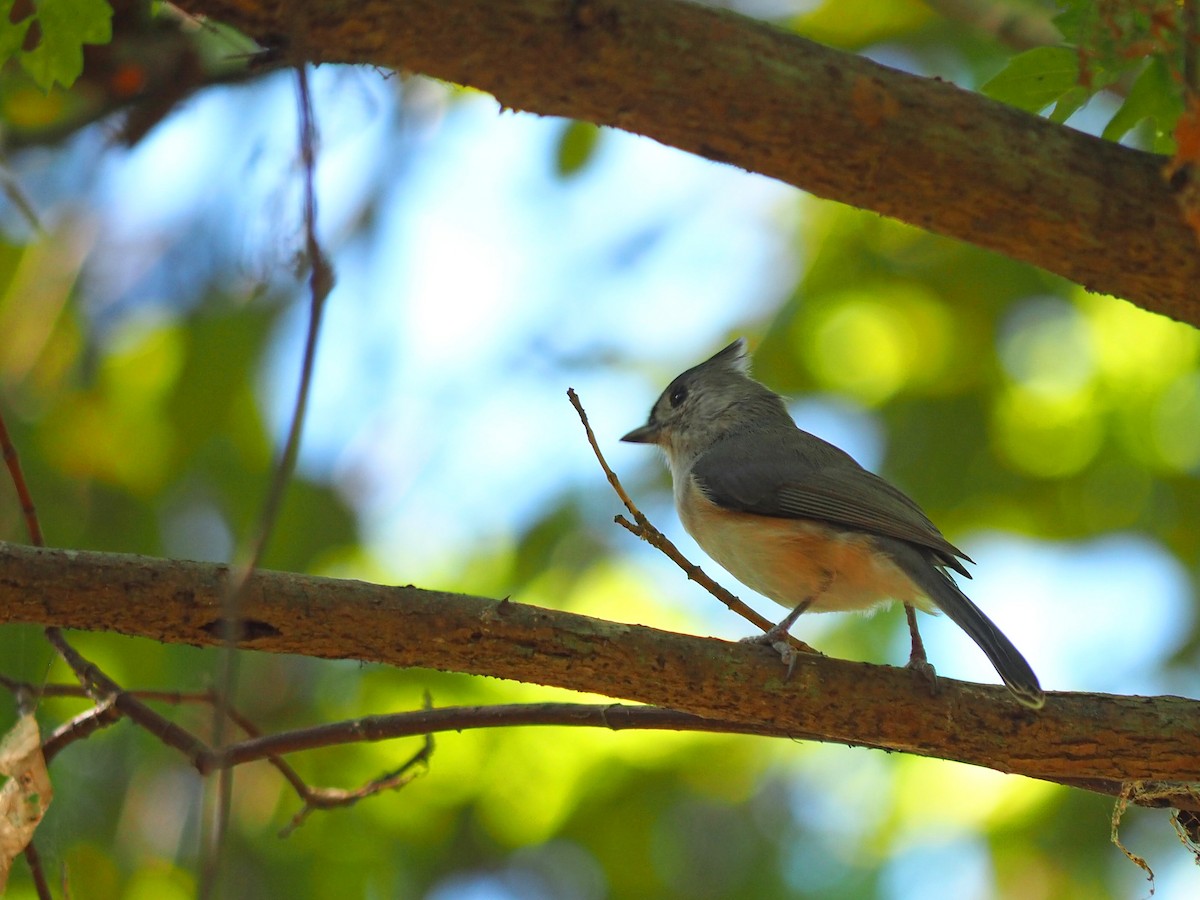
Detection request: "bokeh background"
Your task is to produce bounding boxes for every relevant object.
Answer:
[0,0,1198,897]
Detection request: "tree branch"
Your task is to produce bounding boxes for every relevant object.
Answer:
[172,0,1200,324]
[18,673,1195,810]
[2,540,1198,789]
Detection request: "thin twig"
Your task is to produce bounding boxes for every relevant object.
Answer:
[566,388,814,652]
[5,679,316,802]
[206,60,335,889]
[0,162,42,235]
[0,407,43,546]
[229,63,334,583]
[9,668,1200,814]
[41,628,213,769]
[21,843,51,900]
[279,734,434,837]
[2,408,58,894]
[16,678,316,808]
[10,670,440,836]
[42,699,122,764]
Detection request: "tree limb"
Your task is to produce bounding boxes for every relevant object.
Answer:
[171,0,1200,324]
[19,673,1198,810]
[2,540,1198,788]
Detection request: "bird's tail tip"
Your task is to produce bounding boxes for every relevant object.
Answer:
[1004,676,1045,710]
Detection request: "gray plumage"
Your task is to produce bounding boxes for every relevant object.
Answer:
[622,338,1044,709]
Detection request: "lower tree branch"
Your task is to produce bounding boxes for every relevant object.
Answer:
[1,541,1198,788]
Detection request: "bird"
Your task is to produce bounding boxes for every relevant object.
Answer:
[621,338,1044,708]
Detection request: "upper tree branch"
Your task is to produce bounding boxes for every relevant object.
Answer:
[2,541,1198,788]
[174,0,1200,324]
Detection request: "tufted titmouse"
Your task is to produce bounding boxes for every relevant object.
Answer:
[621,339,1044,709]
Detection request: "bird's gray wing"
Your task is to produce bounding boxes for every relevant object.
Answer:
[690,438,972,576]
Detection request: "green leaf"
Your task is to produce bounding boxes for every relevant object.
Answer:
[1048,85,1090,124]
[1102,57,1184,149]
[981,46,1080,113]
[17,0,113,91]
[1051,1,1090,45]
[554,120,601,178]
[0,3,31,67]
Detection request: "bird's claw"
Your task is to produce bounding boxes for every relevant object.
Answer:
[905,653,940,697]
[740,630,803,680]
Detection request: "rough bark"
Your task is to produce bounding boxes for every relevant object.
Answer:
[173,0,1200,324]
[3,541,1198,791]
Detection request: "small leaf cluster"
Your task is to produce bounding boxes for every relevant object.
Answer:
[983,0,1192,152]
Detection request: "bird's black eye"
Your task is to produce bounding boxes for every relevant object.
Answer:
[669,385,688,408]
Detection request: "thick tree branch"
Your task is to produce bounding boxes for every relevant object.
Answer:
[2,541,1198,789]
[173,0,1200,324]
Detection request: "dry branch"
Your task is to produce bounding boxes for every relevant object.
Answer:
[172,0,1200,323]
[2,540,1199,790]
[566,387,814,652]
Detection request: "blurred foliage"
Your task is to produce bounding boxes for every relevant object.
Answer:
[0,0,256,146]
[755,207,1200,553]
[554,120,602,180]
[789,0,933,50]
[982,0,1197,153]
[0,1,1197,899]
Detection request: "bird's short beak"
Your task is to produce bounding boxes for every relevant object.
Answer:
[621,422,661,444]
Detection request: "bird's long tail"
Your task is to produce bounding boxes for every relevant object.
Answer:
[898,544,1044,709]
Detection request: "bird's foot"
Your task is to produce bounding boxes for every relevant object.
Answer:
[905,652,940,696]
[740,632,802,680]
[739,599,818,681]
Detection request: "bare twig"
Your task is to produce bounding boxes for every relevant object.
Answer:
[2,671,441,841]
[0,408,43,547]
[0,163,42,236]
[228,62,334,584]
[566,388,814,652]
[206,60,335,889]
[17,675,1200,813]
[279,734,434,837]
[2,407,56,894]
[41,628,213,768]
[42,699,122,764]
[7,679,310,804]
[20,843,50,900]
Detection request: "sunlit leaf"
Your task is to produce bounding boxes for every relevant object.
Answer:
[1102,58,1183,150]
[34,0,113,87]
[1048,85,1089,124]
[981,46,1081,114]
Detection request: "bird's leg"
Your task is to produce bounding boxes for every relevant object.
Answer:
[904,603,939,695]
[751,597,813,647]
[904,603,927,665]
[742,571,832,680]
